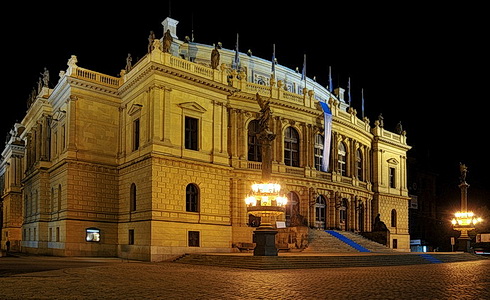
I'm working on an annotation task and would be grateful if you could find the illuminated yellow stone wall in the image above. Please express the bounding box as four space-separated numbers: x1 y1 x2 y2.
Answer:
0 18 412 259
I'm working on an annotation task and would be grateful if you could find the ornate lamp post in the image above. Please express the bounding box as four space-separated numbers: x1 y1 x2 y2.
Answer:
451 163 483 252
244 93 287 256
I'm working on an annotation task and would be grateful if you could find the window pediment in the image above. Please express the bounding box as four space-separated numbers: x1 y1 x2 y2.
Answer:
128 103 143 116
178 102 207 114
387 158 399 165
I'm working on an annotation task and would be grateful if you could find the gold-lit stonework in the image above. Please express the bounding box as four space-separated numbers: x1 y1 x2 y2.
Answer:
0 16 411 261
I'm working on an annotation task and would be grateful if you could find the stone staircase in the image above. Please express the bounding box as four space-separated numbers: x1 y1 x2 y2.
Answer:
173 252 487 270
172 229 488 269
303 229 395 253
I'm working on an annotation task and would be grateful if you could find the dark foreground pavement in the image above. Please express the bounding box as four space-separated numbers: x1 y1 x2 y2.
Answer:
1 254 489 299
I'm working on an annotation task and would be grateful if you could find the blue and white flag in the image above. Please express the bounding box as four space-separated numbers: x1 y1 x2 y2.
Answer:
234 33 240 69
319 101 332 172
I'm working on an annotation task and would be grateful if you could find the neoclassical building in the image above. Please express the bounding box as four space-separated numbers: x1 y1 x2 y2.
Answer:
0 17 411 261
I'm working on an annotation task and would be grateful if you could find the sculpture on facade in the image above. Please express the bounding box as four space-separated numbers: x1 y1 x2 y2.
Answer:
40 67 49 87
373 213 388 231
148 30 156 53
459 162 468 183
395 121 403 134
125 53 133 72
378 113 384 128
162 29 173 53
256 93 272 134
210 45 220 69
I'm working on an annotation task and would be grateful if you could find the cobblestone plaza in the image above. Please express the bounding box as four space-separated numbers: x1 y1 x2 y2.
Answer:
1 255 489 299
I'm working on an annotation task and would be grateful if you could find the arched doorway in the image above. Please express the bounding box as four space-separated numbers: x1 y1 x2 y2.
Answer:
314 195 326 229
358 203 365 232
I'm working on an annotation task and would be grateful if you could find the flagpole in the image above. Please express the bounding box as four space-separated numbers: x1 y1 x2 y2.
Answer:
234 33 240 70
348 76 351 107
301 54 306 92
362 88 365 119
329 66 333 93
271 43 276 78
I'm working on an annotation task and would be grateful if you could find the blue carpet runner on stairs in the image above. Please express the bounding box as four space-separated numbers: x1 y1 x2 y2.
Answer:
418 253 443 263
325 230 371 252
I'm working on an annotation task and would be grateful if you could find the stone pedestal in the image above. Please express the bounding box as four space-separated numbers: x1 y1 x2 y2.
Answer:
253 229 278 256
457 236 471 252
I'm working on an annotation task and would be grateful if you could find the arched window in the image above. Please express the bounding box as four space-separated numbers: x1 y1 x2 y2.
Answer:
130 183 137 211
286 191 300 227
338 142 347 176
314 134 324 171
186 183 199 212
356 149 363 181
284 127 299 167
247 120 262 162
391 209 397 227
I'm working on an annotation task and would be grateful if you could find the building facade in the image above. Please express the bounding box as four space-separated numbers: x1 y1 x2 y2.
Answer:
0 17 411 261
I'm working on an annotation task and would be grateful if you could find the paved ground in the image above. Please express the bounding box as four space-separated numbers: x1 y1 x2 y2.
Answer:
1 254 489 299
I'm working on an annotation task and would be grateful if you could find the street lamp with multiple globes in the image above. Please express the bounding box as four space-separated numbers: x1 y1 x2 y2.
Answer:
244 93 288 256
451 163 483 252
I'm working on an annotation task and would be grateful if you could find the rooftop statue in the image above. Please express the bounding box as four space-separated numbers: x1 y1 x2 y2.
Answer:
211 45 220 69
148 31 156 53
162 29 173 53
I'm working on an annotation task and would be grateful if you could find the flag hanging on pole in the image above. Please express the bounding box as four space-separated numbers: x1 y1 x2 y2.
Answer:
329 66 333 93
361 88 365 119
271 44 276 77
234 33 240 70
319 101 332 172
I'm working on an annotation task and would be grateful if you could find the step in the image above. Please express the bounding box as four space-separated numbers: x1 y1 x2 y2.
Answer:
173 252 487 270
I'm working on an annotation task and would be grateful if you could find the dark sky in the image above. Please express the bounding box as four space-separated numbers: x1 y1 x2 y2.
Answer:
2 2 488 209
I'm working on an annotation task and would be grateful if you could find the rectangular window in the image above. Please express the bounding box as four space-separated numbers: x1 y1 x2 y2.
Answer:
128 229 134 245
133 118 140 151
86 228 100 242
56 227 60 242
53 131 58 156
393 238 398 249
184 117 198 150
389 167 396 188
61 125 66 150
188 231 200 247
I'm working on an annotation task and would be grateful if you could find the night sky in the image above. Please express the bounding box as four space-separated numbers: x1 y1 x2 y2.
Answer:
2 2 488 211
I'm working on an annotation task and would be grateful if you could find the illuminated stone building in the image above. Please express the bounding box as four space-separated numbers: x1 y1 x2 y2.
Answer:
0 17 411 261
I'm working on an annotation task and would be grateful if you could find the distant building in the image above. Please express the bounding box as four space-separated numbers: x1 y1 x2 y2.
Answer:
0 17 411 261
407 156 439 251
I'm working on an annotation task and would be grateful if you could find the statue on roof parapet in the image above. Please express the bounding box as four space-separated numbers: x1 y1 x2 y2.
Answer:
211 45 220 69
40 67 49 88
125 53 133 72
148 31 156 53
162 29 173 53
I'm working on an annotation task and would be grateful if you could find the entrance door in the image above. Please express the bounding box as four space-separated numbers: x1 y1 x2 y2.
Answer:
358 203 365 232
315 195 326 229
